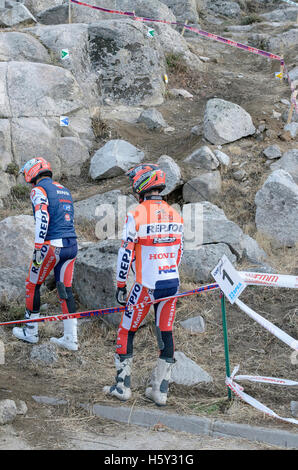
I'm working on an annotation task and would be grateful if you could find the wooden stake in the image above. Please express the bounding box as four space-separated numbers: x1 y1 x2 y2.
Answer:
287 90 297 124
68 0 72 24
181 20 189 37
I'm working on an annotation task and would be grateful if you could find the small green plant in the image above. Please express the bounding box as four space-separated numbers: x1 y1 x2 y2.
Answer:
165 53 187 73
240 14 262 25
6 162 19 177
10 184 30 200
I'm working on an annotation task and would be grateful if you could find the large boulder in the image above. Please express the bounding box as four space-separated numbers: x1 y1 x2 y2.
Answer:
0 2 36 27
74 190 137 240
0 268 26 306
270 149 298 185
159 0 199 22
89 140 144 180
0 31 50 63
255 170 298 248
206 0 240 18
0 172 15 198
11 118 61 177
22 0 64 15
267 29 298 53
157 155 182 196
184 146 219 170
260 8 298 23
37 0 176 25
87 21 166 106
0 399 17 425
182 172 222 203
203 99 255 145
180 243 236 283
0 215 35 272
6 61 85 118
73 240 131 326
0 120 13 171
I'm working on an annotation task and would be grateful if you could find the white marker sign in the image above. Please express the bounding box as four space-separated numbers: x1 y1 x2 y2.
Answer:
211 255 246 304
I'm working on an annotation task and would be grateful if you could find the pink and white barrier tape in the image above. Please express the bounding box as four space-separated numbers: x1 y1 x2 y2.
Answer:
240 271 298 289
226 365 298 425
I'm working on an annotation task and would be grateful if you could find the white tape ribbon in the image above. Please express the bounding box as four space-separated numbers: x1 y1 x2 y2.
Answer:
226 366 298 426
235 298 298 352
240 271 298 289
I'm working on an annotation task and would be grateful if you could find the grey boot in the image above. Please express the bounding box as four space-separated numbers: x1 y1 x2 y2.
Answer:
12 310 40 344
103 354 133 401
145 357 174 406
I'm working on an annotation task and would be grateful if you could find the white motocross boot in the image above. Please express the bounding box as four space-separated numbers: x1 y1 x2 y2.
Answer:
50 318 78 351
103 354 133 401
12 310 40 344
145 358 174 406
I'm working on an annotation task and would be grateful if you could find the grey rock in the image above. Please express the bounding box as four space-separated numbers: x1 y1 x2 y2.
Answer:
233 169 246 181
267 29 298 53
73 240 130 326
0 215 35 272
0 2 36 27
159 0 199 22
183 172 222 203
137 108 167 130
180 243 237 283
74 190 137 240
11 118 61 177
89 140 144 181
263 145 282 160
288 67 298 83
0 32 50 63
260 8 298 23
270 149 298 186
0 120 12 171
158 155 182 196
88 20 166 106
7 61 85 118
0 399 17 425
291 401 298 418
240 234 267 265
170 351 213 386
59 137 90 177
0 267 26 305
213 150 230 167
180 316 205 334
169 89 193 99
30 343 59 364
15 400 28 416
204 99 255 145
284 123 298 139
255 169 298 248
22 0 64 15
32 395 68 405
206 0 240 18
184 146 219 170
0 171 15 198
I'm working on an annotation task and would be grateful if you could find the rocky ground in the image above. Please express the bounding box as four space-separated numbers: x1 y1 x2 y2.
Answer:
0 0 297 451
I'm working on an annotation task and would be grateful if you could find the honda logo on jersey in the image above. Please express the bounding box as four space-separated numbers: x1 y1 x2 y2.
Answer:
149 253 176 260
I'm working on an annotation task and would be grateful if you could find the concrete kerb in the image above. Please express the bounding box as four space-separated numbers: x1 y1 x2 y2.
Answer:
31 396 298 448
81 403 298 449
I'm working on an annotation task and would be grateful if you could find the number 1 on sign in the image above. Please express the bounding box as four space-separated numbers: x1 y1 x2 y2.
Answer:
211 255 246 304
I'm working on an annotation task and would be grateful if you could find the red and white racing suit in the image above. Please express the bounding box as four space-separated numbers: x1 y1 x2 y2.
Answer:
116 195 184 360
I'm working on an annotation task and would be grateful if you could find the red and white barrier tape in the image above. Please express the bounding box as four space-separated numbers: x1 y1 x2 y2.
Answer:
235 298 298 351
240 271 298 289
226 365 298 425
70 0 297 111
